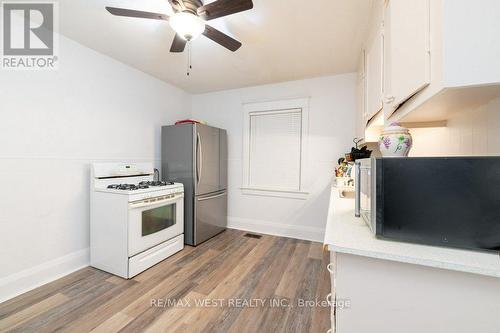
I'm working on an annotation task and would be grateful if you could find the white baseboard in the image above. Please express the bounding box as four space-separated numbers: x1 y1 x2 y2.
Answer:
0 248 90 303
228 216 324 242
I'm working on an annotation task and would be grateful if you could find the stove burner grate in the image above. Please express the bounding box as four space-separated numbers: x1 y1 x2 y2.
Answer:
138 181 175 187
107 184 149 191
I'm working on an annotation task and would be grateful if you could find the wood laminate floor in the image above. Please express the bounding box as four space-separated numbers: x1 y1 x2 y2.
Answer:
0 230 331 333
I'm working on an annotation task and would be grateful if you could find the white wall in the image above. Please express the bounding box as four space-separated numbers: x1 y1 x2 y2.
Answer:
410 97 500 157
191 74 357 242
0 35 189 302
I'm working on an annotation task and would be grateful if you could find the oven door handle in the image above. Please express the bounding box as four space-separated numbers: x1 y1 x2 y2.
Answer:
129 194 182 209
355 161 361 217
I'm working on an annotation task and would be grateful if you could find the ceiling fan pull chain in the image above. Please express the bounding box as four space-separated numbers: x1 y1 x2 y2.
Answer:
187 42 192 76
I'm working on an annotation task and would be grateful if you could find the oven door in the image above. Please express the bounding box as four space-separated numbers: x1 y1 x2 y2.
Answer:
128 194 184 257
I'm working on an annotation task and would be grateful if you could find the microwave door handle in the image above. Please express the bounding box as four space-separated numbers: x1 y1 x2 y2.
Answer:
355 161 361 217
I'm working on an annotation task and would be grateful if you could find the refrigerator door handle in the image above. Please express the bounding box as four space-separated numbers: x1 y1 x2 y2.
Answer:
198 133 203 181
196 132 202 185
197 191 227 201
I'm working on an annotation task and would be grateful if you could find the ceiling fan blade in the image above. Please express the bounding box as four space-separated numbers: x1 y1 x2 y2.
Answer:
197 0 253 21
203 25 242 52
167 0 182 13
170 34 187 52
105 7 169 21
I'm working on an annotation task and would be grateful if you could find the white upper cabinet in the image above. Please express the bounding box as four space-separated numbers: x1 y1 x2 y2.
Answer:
387 0 430 110
357 0 500 125
365 26 384 120
385 0 500 122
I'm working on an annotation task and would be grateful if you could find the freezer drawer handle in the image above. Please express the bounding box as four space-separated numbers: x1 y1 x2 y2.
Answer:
197 192 227 201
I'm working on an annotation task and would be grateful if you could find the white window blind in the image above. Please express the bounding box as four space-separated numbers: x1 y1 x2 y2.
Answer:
248 109 302 192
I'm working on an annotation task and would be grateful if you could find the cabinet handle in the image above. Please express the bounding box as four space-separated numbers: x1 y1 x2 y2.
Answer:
327 263 334 274
383 95 395 104
326 293 333 304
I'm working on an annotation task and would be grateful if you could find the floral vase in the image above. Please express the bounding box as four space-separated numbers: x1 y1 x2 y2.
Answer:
379 122 413 157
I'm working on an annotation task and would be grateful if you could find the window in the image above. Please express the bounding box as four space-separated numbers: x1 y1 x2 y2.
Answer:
242 98 309 199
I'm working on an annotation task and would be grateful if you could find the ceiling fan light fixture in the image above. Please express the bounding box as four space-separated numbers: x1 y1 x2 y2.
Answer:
169 12 205 41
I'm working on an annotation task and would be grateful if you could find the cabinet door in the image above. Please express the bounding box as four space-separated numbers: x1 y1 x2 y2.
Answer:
389 0 430 109
355 50 366 139
365 27 384 120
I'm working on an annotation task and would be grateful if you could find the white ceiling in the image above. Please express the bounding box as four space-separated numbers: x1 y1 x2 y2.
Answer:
60 0 372 93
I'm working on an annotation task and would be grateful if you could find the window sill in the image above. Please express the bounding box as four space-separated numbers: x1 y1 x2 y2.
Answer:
240 187 309 200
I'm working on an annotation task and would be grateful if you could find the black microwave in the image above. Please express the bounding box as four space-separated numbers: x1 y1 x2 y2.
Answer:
354 157 500 252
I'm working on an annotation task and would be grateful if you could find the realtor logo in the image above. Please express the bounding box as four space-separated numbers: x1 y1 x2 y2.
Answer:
1 1 58 69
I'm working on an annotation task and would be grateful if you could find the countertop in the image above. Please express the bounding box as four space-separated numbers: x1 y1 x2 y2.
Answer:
324 186 500 278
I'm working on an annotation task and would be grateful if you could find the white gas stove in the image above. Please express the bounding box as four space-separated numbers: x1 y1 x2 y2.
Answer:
90 162 184 278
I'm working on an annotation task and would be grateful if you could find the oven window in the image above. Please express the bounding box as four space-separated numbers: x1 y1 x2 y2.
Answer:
142 204 176 236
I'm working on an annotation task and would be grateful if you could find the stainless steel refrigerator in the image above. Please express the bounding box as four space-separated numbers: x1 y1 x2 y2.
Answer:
161 123 227 246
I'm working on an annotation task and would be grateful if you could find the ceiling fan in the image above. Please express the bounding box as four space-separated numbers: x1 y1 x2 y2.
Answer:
105 0 253 53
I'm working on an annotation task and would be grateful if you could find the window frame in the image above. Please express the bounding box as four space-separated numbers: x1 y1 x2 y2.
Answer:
241 98 310 200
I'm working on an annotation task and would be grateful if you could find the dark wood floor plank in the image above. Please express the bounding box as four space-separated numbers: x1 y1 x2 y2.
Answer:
61 269 111 297
55 265 181 333
0 230 331 333
121 249 219 319
90 311 134 333
172 230 234 267
193 237 257 296
203 236 287 333
141 290 206 333
310 249 332 333
0 267 97 319
118 280 197 333
227 238 298 333
0 293 69 331
283 258 323 333
274 240 311 299
10 281 116 333
170 235 278 332
56 279 138 333
257 295 291 333
187 236 249 286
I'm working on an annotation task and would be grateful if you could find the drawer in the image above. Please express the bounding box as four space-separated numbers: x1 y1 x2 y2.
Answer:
128 234 184 278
